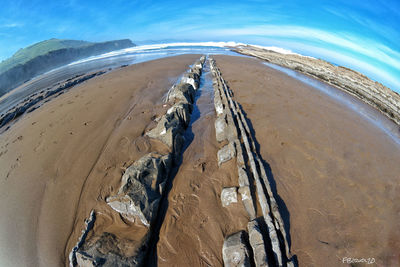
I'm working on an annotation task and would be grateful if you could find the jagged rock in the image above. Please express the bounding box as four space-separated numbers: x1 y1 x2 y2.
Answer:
181 72 200 90
238 186 256 220
218 142 236 166
166 83 195 104
76 251 98 267
76 232 143 267
145 103 190 151
69 211 96 267
166 102 192 127
222 231 252 267
215 115 228 142
106 153 172 227
248 220 269 267
221 187 238 207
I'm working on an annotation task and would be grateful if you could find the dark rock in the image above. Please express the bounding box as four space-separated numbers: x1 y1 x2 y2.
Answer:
106 153 172 227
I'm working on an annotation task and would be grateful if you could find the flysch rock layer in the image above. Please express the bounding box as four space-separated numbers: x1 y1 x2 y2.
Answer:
210 57 295 267
234 45 400 126
70 56 205 267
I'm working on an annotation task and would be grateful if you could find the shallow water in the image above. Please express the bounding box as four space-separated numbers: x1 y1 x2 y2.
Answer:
183 57 215 150
263 62 400 146
0 45 238 115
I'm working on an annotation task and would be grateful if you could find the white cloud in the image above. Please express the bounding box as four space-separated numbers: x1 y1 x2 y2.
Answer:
0 23 23 28
206 25 400 69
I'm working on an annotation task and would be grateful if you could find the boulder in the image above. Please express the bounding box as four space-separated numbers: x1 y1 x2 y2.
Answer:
218 142 236 166
75 232 143 267
215 116 228 142
222 231 252 267
181 72 200 90
166 102 192 127
76 251 98 267
248 220 269 267
106 153 172 227
221 187 238 207
166 83 195 104
191 67 202 76
146 103 190 151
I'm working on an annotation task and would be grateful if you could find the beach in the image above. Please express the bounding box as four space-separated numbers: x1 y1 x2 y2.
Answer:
0 54 399 266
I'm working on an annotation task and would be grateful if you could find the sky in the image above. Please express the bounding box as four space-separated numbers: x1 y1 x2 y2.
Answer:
0 0 399 90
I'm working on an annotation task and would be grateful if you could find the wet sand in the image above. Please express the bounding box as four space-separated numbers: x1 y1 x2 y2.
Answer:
155 61 249 266
213 55 400 266
0 54 200 266
1 53 399 266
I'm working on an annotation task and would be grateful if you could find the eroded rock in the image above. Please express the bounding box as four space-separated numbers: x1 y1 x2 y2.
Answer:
221 187 238 207
218 142 236 166
146 103 190 151
215 115 228 142
76 232 143 267
181 72 200 90
166 83 195 104
239 186 256 220
222 231 252 267
106 153 172 227
248 220 269 267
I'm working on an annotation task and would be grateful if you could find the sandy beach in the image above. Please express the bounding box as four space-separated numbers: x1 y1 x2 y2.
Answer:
0 54 399 266
213 55 400 266
0 54 200 266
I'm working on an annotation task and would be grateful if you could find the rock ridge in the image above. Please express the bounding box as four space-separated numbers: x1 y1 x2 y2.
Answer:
69 56 206 266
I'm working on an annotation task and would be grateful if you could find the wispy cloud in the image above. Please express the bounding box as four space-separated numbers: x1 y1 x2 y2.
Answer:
0 22 23 28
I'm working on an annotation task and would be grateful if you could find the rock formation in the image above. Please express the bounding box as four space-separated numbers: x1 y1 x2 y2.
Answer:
69 56 206 266
210 57 295 267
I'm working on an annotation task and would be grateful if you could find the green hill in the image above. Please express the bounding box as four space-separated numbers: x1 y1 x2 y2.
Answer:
0 39 95 74
0 38 134 96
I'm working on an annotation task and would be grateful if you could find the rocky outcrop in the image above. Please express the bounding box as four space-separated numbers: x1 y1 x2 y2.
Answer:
234 45 400 126
0 39 134 97
210 58 295 266
222 231 252 267
69 56 205 267
106 153 172 226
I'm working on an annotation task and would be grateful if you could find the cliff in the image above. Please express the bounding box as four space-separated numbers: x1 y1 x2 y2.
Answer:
0 38 135 96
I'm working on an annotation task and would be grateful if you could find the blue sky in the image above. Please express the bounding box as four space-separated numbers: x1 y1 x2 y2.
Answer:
0 0 399 90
